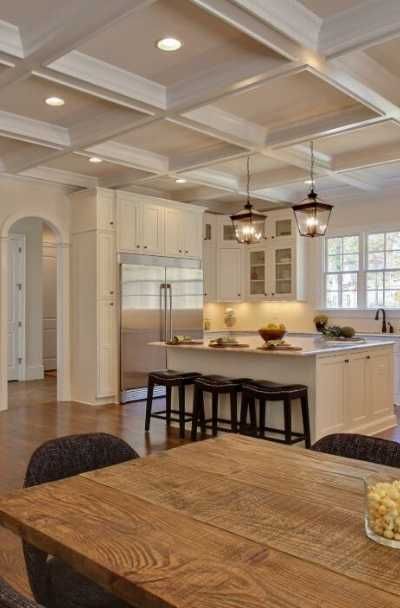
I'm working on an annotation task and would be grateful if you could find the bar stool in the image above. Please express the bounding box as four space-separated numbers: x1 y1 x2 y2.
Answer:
145 370 202 438
240 380 311 448
191 375 250 441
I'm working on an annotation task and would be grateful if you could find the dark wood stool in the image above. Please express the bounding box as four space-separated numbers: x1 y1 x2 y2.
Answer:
191 375 251 441
240 380 311 448
145 370 201 438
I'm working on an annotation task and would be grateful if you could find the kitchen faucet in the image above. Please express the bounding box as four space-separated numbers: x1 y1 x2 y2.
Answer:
374 308 387 333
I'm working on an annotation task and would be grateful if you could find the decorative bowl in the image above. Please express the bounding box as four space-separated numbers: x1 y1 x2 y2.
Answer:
258 328 286 342
365 474 400 549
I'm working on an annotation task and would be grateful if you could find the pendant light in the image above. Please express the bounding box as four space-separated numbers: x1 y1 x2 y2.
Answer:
230 157 267 244
292 141 333 238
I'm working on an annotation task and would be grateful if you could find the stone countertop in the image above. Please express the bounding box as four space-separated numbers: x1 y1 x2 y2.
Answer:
204 329 400 339
150 336 394 357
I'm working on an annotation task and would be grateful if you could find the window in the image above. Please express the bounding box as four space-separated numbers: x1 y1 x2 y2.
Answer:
366 231 400 308
323 230 400 309
325 235 359 309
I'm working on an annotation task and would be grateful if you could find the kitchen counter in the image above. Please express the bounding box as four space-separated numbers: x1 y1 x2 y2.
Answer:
153 336 394 357
151 338 396 443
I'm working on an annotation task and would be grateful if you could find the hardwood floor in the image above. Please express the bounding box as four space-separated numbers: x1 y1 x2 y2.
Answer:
1 376 399 599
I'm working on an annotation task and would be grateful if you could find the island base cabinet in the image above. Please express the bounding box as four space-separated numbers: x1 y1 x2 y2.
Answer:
315 347 395 440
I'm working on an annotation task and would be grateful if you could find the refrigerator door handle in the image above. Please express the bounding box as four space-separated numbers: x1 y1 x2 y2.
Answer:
159 283 167 341
167 283 173 341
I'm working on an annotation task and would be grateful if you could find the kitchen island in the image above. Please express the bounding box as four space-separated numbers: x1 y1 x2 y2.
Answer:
153 336 395 442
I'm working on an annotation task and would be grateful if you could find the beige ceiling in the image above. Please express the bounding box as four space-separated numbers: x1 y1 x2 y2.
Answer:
0 0 398 211
299 0 365 17
78 0 280 86
0 76 143 128
114 120 221 156
44 153 152 179
213 72 371 129
315 121 400 156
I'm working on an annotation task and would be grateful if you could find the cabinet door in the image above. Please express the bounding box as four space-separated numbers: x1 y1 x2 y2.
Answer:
97 232 116 299
97 299 116 398
203 213 217 244
393 343 400 406
269 242 295 299
218 216 240 248
117 195 141 252
165 208 183 257
97 190 115 231
218 248 242 301
316 356 346 438
142 204 164 255
245 247 268 299
345 353 369 428
183 212 202 257
203 243 217 301
269 216 294 240
368 349 394 419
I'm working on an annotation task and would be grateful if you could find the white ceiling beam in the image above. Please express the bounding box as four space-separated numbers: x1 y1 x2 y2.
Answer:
47 51 166 110
266 106 379 148
170 142 247 173
85 141 168 174
0 144 68 174
189 0 309 61
319 0 400 57
21 166 98 189
99 168 156 189
226 0 321 50
0 111 70 147
0 20 23 58
333 141 400 173
178 168 239 192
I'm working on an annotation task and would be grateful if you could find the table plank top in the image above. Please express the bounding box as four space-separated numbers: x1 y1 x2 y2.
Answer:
1 435 400 607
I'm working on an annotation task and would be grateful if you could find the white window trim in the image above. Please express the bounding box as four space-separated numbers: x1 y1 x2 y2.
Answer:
318 224 400 316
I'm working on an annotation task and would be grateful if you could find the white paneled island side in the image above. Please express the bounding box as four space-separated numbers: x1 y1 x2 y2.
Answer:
151 337 396 443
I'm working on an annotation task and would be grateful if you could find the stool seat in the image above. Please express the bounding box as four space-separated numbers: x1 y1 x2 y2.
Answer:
194 374 242 390
149 369 200 382
243 380 307 393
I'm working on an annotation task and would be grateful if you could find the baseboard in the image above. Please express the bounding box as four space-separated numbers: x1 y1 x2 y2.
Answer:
25 365 45 381
44 357 57 371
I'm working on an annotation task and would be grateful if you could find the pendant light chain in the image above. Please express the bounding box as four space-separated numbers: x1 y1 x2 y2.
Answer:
246 156 251 207
310 140 315 190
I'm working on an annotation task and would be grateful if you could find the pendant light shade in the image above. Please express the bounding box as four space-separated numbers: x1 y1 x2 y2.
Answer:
292 142 333 238
230 157 267 244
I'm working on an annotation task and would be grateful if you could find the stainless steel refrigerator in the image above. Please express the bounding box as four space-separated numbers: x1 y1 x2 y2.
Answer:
119 253 203 403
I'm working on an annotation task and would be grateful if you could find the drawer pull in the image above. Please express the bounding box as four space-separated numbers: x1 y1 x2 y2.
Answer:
344 359 349 363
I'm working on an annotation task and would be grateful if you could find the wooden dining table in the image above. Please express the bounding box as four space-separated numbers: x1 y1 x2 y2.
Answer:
1 434 400 607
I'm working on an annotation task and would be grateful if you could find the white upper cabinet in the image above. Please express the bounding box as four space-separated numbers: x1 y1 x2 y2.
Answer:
97 232 116 300
218 248 243 301
117 192 202 259
97 190 116 231
117 192 163 255
217 216 241 248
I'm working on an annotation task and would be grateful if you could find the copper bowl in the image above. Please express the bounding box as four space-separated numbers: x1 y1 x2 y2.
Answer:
258 328 286 342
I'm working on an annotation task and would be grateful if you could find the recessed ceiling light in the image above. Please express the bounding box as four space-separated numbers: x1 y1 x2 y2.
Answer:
89 156 103 163
45 96 65 107
156 37 182 52
175 178 187 184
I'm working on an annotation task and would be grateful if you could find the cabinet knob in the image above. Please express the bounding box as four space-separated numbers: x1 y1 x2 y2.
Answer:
344 359 349 363
136 245 140 248
366 355 371 359
109 290 114 295
238 293 241 297
179 249 182 253
109 221 114 226
109 302 114 307
185 250 189 254
271 293 275 296
264 293 268 296
144 245 148 249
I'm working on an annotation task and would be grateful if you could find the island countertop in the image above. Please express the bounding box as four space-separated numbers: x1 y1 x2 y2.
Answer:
150 335 394 357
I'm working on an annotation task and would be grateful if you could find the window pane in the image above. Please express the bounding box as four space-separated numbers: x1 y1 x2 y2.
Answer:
385 291 400 308
368 252 385 270
342 291 357 308
386 251 400 268
326 274 339 291
385 271 400 289
328 255 342 272
387 232 400 251
368 233 384 252
343 236 359 253
326 292 339 308
343 254 358 271
367 290 384 308
342 273 357 290
327 238 342 255
367 271 384 290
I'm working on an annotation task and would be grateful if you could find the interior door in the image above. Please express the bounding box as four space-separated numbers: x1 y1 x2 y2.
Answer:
120 263 167 400
8 235 25 381
166 267 203 340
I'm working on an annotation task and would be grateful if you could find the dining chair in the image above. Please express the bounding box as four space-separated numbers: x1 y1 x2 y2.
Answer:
311 433 400 467
0 576 44 608
23 433 140 608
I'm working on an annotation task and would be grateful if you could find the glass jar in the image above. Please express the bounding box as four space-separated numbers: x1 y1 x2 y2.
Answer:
365 474 400 548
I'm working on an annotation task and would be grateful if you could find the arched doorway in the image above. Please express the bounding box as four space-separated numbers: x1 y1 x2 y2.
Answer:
0 214 71 410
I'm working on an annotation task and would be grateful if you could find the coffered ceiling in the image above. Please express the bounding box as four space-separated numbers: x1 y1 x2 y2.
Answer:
0 0 399 211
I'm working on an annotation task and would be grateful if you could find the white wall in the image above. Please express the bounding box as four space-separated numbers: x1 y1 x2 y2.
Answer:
42 223 57 371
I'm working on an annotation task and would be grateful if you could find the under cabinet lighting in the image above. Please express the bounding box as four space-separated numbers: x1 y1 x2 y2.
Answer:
89 157 103 163
45 97 65 107
156 37 182 52
175 178 187 184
